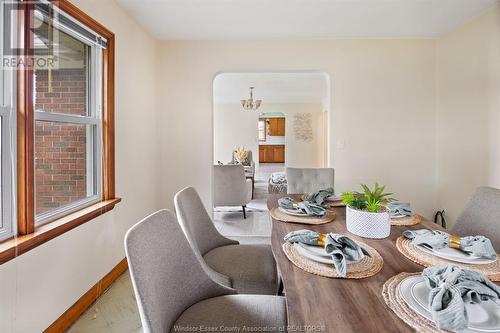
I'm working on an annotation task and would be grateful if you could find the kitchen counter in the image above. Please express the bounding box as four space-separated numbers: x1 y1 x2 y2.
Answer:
259 142 285 146
259 136 285 146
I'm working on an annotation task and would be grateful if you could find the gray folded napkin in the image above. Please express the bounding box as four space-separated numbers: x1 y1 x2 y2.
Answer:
403 229 448 249
284 230 368 277
422 265 500 331
306 188 335 206
388 202 413 216
403 229 497 259
278 197 326 217
284 229 322 245
324 233 369 277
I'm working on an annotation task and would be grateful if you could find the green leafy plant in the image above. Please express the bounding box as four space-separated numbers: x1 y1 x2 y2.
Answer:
341 183 394 213
341 191 367 210
340 192 355 206
365 197 380 213
362 183 393 212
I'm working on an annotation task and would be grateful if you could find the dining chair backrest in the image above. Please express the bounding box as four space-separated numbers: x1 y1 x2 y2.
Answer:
286 167 335 194
452 186 500 251
124 209 233 333
213 164 248 206
174 186 237 256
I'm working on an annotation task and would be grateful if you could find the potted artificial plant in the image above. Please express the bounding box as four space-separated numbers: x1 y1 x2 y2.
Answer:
341 184 394 239
234 146 249 164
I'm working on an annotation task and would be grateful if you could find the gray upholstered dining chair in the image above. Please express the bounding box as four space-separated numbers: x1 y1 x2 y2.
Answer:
213 164 253 218
452 186 500 251
175 187 279 295
286 167 335 194
124 209 287 333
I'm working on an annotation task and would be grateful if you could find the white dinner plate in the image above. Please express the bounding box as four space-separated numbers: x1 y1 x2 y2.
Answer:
398 276 500 332
293 243 360 265
417 245 496 265
297 243 331 257
278 206 310 217
294 243 335 264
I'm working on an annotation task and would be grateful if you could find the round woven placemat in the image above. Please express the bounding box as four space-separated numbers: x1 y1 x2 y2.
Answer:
270 207 336 225
382 272 445 333
396 237 500 281
282 241 383 278
391 214 422 226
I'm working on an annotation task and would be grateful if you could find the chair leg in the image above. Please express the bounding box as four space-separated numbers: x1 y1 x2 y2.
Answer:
277 278 284 296
242 205 246 219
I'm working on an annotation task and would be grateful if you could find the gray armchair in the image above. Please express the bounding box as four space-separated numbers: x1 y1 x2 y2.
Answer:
175 187 279 295
213 164 252 218
286 167 335 194
124 209 287 333
230 150 255 175
452 186 500 251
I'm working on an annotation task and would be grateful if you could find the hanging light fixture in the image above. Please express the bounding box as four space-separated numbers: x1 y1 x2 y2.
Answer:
241 87 262 110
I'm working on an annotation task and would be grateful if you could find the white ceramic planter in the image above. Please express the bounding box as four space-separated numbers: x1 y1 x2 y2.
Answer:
346 206 391 239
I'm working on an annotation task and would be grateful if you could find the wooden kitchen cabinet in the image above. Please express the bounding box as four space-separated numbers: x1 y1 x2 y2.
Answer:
273 145 285 162
259 146 266 163
265 146 274 162
268 119 278 136
276 118 285 136
267 118 285 136
259 145 285 163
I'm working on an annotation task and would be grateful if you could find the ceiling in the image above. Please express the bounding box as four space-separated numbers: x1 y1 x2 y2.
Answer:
213 73 328 105
116 0 498 40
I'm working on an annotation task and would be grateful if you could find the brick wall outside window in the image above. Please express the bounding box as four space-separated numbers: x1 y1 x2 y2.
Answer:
34 68 89 215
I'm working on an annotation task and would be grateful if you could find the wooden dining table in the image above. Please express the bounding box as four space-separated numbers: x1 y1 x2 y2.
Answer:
268 194 443 333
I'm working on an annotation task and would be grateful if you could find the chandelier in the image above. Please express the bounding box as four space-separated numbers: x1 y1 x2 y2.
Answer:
241 87 262 110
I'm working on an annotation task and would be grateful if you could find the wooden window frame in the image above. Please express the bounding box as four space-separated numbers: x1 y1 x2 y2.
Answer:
0 0 119 265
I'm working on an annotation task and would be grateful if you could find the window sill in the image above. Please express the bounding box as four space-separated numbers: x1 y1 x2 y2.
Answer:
0 198 121 265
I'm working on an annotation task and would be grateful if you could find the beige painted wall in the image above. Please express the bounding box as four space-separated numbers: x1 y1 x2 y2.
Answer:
268 103 325 168
214 103 261 165
436 4 500 228
214 103 325 168
1 1 497 331
0 0 161 331
158 39 437 218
